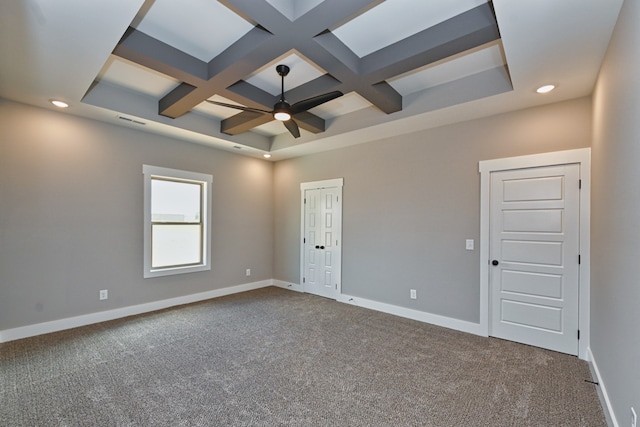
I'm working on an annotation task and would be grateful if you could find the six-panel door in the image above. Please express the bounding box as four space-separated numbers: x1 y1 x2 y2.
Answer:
303 187 341 299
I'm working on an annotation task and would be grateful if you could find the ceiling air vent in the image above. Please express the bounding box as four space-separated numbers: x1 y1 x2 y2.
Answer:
117 115 146 125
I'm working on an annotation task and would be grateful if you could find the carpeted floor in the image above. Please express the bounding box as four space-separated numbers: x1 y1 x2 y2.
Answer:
1 287 606 426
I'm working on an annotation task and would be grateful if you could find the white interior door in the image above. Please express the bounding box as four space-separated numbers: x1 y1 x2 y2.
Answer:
490 164 580 355
302 183 342 299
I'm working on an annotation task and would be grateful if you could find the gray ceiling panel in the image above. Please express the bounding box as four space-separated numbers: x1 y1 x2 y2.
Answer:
109 0 499 134
109 0 503 137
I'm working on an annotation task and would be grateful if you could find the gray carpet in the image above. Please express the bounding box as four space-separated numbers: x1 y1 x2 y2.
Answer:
1 287 606 426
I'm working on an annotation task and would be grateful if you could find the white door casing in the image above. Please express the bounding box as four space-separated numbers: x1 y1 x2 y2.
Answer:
490 164 580 355
300 179 343 299
479 148 591 360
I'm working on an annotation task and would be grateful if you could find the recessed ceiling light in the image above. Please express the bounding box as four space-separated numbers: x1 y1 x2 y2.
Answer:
263 154 272 158
536 84 556 94
50 99 69 108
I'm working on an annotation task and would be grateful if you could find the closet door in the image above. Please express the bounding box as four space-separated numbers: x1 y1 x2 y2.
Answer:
301 182 342 299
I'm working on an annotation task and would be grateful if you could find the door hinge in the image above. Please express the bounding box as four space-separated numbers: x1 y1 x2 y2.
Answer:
577 330 580 340
578 254 581 264
335 284 337 290
303 277 306 283
303 237 306 244
304 198 306 204
579 179 582 189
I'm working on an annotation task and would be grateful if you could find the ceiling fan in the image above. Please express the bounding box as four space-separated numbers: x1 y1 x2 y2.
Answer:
206 64 343 138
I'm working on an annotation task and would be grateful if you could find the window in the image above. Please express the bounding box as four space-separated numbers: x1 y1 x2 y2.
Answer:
143 165 212 278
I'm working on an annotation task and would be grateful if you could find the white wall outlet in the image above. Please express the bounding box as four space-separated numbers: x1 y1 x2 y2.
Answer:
465 239 474 250
99 289 108 300
410 289 417 299
245 268 251 276
631 407 637 427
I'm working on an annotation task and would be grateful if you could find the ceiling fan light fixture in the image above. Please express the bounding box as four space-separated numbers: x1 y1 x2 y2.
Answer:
274 111 291 121
273 100 291 121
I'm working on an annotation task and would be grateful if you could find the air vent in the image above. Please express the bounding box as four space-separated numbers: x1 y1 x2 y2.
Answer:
117 115 146 125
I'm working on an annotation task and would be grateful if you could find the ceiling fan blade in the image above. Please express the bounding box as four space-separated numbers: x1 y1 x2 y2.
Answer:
290 91 343 114
283 118 301 138
205 100 271 114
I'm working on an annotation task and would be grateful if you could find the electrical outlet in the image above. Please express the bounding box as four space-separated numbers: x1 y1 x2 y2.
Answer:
99 289 108 301
466 239 474 250
631 407 637 427
245 268 251 276
410 289 417 299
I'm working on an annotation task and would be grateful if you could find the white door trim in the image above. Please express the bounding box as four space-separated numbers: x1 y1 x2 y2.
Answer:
479 148 591 360
300 178 344 298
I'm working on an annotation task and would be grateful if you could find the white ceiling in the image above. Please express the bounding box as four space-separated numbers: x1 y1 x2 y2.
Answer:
0 0 623 161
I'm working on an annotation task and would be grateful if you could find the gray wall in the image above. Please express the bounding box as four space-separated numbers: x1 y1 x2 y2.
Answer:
274 97 592 323
591 0 640 423
0 100 273 330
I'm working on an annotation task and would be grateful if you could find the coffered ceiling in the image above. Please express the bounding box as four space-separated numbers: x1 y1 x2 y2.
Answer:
0 0 623 160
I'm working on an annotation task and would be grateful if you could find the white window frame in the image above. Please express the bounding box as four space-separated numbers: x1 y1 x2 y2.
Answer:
143 165 212 278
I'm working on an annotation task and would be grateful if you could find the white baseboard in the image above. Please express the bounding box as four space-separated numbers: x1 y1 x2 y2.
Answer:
272 279 304 292
0 280 273 343
335 293 485 336
587 348 618 427
273 283 484 336
272 285 484 336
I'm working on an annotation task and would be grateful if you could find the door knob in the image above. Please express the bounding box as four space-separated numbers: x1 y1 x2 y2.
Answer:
492 260 499 266
315 245 325 249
